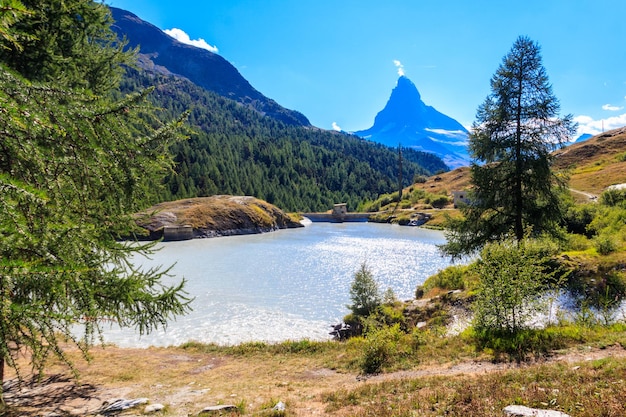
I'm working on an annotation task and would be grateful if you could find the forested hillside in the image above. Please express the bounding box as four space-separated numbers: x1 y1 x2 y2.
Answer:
121 69 448 212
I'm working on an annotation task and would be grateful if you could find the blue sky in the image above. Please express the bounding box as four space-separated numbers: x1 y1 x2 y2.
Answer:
108 0 626 137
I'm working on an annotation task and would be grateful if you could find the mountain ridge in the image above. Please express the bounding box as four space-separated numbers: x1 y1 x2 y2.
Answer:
109 7 310 127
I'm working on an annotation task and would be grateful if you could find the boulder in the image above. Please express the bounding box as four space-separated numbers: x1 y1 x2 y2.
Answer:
101 397 148 412
503 405 570 417
199 404 239 415
145 403 165 413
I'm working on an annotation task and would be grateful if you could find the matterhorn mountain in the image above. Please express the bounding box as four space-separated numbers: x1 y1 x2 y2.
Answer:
354 76 470 168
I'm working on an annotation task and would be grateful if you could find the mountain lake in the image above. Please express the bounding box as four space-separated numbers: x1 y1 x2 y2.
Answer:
101 220 459 347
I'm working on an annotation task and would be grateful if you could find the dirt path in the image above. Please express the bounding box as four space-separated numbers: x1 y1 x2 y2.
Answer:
3 344 625 416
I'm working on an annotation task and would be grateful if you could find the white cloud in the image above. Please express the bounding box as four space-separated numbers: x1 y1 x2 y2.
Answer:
602 104 623 111
574 113 626 137
393 60 405 76
163 28 218 53
331 122 342 132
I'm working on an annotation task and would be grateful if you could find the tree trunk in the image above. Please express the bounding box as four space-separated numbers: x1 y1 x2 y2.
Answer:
514 59 525 243
1 356 4 406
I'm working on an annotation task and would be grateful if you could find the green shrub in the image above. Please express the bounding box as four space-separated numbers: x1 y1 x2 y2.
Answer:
594 233 617 255
360 324 403 374
424 193 449 209
413 174 428 184
472 239 547 334
600 188 626 207
564 233 591 251
379 194 393 207
563 203 597 236
588 206 626 235
372 304 406 329
472 327 565 362
410 188 426 204
423 265 470 292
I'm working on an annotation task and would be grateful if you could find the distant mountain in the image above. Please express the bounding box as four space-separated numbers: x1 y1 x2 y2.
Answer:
354 76 470 168
574 133 593 143
109 7 310 127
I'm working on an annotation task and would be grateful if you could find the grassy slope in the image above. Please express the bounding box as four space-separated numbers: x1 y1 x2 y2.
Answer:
553 126 626 196
381 127 626 226
413 126 626 198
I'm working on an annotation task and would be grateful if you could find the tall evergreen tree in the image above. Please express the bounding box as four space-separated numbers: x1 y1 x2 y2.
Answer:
441 36 576 259
0 0 132 93
0 0 190 394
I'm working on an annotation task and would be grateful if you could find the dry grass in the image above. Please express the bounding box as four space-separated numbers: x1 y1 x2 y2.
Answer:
3 334 626 416
553 127 626 195
322 352 626 416
412 166 472 196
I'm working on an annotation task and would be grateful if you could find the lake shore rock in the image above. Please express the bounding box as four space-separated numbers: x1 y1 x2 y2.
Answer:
136 195 303 240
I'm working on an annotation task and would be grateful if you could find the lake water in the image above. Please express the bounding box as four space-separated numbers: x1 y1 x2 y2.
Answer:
101 221 456 347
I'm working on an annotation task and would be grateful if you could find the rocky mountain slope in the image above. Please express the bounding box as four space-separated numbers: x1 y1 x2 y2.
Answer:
109 7 310 127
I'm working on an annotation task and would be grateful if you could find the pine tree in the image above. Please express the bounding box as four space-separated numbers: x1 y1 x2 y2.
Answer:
0 0 190 393
0 0 132 93
441 36 576 259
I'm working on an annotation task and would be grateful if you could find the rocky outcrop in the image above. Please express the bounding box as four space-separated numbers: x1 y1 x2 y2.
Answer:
136 195 303 241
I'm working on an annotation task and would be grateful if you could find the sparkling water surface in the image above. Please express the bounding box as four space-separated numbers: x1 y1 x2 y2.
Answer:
102 221 456 347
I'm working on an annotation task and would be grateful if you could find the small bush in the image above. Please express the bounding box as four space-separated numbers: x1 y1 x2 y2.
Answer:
379 194 393 207
472 239 547 334
364 201 380 212
423 265 471 292
360 324 403 374
410 188 426 204
600 188 626 207
425 193 449 209
594 234 617 255
563 203 597 236
372 304 406 329
564 233 591 251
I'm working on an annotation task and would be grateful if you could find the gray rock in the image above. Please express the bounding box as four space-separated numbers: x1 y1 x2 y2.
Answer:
503 405 570 417
199 404 239 415
273 401 286 411
102 398 148 412
145 403 165 413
